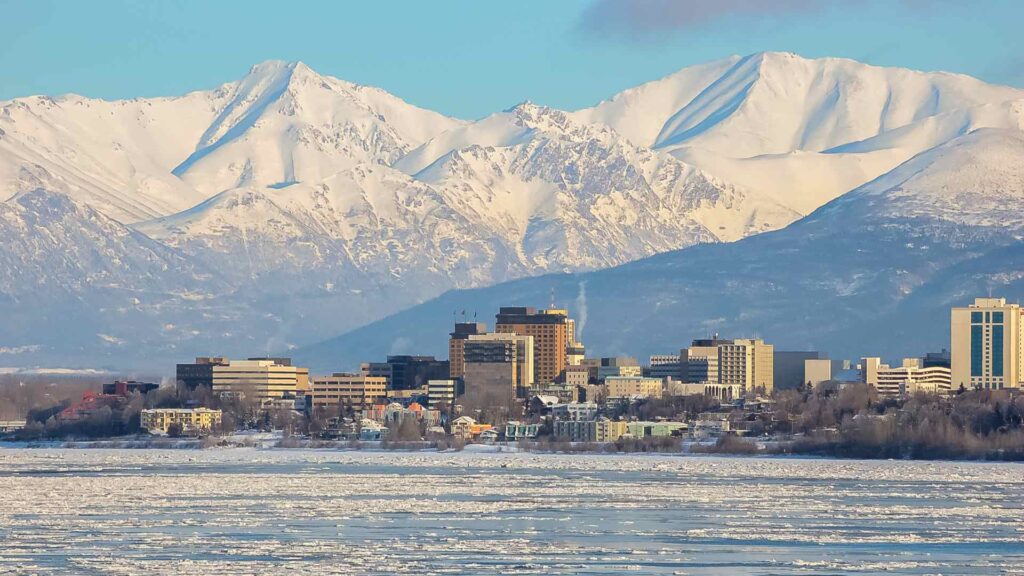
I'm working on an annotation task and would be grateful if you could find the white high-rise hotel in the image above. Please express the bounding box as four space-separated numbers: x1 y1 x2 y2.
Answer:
951 298 1024 390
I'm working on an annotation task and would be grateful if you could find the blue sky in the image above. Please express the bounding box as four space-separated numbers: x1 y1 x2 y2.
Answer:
2 0 1021 119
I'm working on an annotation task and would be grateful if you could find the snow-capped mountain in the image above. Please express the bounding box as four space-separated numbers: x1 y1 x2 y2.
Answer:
297 128 1024 371
0 61 463 224
2 53 1023 369
574 52 1024 215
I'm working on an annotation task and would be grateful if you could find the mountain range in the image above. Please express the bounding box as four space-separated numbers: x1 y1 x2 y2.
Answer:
1 53 1022 371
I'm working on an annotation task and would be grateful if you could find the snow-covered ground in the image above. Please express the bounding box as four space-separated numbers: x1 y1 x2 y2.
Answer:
0 448 1021 574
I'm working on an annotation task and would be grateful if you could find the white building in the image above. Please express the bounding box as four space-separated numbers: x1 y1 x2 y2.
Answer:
873 358 952 397
427 379 457 409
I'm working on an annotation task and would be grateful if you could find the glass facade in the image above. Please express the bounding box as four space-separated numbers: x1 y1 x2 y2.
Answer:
971 324 984 377
993 325 1004 377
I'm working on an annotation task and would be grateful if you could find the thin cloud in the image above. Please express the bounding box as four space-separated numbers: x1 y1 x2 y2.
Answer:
579 0 826 37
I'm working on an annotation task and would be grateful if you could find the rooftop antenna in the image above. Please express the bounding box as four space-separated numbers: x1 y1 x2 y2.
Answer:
549 286 555 309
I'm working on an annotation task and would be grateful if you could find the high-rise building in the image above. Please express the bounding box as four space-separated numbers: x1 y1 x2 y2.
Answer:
681 337 774 395
495 307 575 385
468 332 534 389
211 358 309 401
309 374 388 410
719 339 774 395
463 339 520 414
448 322 487 379
951 298 1023 390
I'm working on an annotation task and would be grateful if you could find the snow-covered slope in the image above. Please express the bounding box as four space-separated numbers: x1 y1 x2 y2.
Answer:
572 52 1024 221
298 128 1024 371
136 103 773 307
2 54 1024 369
0 61 463 224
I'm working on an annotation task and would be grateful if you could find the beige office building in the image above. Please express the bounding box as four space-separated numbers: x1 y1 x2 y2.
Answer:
604 376 663 399
309 374 388 410
951 297 1023 390
212 358 309 400
683 338 774 395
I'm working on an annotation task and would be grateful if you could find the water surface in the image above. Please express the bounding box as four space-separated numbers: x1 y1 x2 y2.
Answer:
0 448 1022 574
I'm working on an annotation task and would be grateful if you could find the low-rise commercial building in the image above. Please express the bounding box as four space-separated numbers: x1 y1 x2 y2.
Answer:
604 376 663 400
626 421 687 438
551 402 599 421
141 408 222 435
309 374 387 410
212 358 309 401
875 359 952 396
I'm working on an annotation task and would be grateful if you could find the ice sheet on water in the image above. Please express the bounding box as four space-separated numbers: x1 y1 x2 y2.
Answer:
0 448 1023 575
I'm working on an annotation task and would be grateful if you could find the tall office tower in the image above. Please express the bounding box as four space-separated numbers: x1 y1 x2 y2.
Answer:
951 297 1023 390
449 322 487 379
462 339 520 414
495 307 573 385
719 339 774 395
681 337 774 395
467 332 534 389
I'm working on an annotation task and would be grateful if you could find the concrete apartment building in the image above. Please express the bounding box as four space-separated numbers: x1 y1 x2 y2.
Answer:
141 408 222 435
604 376 663 400
210 358 309 401
495 307 575 385
309 374 388 410
951 297 1023 390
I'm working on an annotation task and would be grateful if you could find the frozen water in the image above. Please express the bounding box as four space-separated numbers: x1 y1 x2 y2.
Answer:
0 449 1022 574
